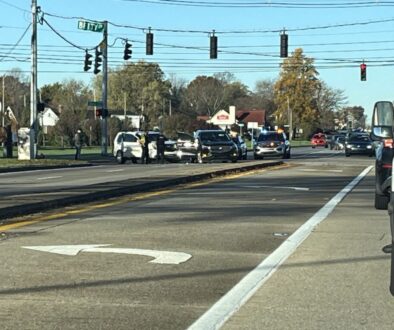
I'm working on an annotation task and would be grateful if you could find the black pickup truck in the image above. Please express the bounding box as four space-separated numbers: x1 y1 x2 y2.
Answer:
371 100 394 295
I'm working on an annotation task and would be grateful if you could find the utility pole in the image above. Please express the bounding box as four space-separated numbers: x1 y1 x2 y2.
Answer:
30 0 38 159
100 21 108 156
2 74 6 158
287 96 293 141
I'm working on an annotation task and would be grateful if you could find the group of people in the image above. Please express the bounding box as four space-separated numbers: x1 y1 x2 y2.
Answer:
138 132 167 164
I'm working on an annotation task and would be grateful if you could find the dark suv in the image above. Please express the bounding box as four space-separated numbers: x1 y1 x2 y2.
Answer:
194 130 238 163
371 101 394 210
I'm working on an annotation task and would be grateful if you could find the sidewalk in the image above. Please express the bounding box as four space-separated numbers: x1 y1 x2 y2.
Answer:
222 171 394 329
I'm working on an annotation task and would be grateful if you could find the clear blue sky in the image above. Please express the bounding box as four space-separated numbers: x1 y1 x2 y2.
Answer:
1 0 394 120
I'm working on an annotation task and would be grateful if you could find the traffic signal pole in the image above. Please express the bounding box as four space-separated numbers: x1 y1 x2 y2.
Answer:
30 0 38 159
101 21 108 156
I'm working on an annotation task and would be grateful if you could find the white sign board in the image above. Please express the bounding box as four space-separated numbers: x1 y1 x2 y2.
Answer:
248 122 259 129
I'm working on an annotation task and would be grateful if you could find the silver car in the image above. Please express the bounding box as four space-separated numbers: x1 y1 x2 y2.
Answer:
254 131 291 159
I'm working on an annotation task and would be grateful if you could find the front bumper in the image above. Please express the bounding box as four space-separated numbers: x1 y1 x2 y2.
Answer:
254 146 285 157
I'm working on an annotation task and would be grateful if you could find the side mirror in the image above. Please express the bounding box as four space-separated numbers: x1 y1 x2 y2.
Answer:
371 101 394 140
372 126 392 139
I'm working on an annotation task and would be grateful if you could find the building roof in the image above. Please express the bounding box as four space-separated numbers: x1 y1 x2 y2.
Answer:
236 109 265 125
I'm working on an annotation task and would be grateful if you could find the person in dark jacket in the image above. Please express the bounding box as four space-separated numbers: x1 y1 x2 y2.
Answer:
74 129 83 160
156 133 167 164
143 133 150 164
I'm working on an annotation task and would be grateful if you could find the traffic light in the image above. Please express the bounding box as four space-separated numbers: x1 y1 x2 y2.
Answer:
210 32 217 59
84 50 92 72
146 31 154 55
123 40 132 60
95 108 102 117
360 63 367 81
94 47 102 75
280 31 288 58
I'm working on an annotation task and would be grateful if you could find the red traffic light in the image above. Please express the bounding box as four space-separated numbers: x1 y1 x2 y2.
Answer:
360 63 367 81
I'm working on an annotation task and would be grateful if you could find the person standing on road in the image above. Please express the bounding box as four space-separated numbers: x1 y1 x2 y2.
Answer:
157 133 167 164
74 129 83 160
139 132 150 164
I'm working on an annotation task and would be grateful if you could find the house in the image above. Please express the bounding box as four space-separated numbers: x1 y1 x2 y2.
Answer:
205 106 266 131
38 107 59 134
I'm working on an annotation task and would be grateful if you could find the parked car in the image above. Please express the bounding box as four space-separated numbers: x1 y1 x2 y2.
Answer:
345 134 374 157
253 130 291 159
231 135 247 160
194 130 238 163
333 135 346 150
113 131 175 164
113 131 143 164
311 133 328 148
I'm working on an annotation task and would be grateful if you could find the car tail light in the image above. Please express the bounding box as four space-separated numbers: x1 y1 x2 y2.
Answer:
384 139 394 148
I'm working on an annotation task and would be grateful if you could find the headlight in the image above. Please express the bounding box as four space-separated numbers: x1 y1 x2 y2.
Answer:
201 145 211 150
184 141 192 148
346 144 352 148
367 145 372 149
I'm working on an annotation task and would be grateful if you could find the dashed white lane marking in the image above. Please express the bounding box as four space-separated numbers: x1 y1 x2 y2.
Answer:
244 185 310 191
299 169 343 173
188 165 373 330
36 176 63 181
105 169 124 173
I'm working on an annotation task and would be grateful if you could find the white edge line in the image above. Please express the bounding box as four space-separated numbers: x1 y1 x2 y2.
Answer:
188 165 373 330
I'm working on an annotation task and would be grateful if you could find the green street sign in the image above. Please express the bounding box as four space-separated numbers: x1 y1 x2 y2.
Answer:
88 101 103 107
78 20 104 33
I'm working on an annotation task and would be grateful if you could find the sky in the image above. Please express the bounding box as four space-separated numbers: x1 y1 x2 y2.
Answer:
1 0 394 121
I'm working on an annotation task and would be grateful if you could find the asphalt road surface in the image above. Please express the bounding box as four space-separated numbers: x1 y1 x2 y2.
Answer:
0 148 378 329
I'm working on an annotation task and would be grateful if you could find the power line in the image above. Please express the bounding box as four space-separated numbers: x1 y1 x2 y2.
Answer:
0 23 31 63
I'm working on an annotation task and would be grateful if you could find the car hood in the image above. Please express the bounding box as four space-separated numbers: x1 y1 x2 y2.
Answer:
201 141 234 147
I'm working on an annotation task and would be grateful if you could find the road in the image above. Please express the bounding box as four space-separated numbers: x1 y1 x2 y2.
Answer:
0 148 384 329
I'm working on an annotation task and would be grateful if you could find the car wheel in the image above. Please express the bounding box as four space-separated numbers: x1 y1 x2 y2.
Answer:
116 151 125 164
243 152 247 160
131 158 138 164
286 151 291 159
231 159 238 163
345 152 350 157
375 193 389 210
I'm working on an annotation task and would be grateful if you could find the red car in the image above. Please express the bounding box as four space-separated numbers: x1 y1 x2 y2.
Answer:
311 133 328 148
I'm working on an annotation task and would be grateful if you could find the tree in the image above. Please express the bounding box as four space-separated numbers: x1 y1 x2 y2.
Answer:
1 69 30 126
274 48 320 137
93 61 171 130
42 79 93 146
184 76 226 118
316 82 347 130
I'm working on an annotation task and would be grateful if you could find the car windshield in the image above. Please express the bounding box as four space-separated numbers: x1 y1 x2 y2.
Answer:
313 134 325 139
258 133 284 142
199 132 230 142
348 135 371 142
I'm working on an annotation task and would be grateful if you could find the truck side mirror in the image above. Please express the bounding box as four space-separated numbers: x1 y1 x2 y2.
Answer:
371 101 394 140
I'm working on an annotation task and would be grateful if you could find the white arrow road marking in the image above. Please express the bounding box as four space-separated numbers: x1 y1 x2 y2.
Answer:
22 244 192 265
245 185 309 191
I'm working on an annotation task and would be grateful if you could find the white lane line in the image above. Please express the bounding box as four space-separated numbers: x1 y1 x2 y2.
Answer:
188 165 373 330
106 169 124 173
300 169 343 173
0 165 104 176
244 185 310 191
36 176 63 181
